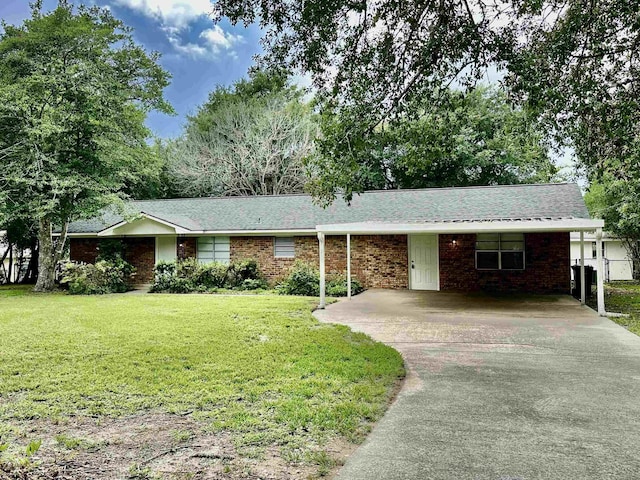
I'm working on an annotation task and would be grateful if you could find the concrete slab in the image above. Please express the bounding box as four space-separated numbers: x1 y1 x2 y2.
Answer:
314 289 640 480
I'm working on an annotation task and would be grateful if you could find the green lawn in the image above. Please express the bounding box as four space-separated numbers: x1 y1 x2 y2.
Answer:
593 281 640 335
0 287 404 478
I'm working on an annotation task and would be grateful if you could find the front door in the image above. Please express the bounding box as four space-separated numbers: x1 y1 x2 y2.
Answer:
410 234 439 290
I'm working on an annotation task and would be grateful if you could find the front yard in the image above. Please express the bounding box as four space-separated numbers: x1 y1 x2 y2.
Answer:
591 281 640 335
0 287 404 479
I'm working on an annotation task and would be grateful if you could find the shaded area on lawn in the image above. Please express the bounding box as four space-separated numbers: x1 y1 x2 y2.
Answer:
588 281 640 335
0 288 404 478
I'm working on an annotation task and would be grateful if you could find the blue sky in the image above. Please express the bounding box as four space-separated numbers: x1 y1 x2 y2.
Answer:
0 0 264 138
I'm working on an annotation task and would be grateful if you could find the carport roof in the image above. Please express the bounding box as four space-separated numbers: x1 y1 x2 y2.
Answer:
67 183 600 235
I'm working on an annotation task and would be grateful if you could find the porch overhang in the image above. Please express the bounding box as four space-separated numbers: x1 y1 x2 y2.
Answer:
316 218 604 235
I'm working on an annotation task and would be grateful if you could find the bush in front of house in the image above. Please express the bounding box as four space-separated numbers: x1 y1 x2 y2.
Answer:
150 258 268 293
60 258 136 295
276 261 364 297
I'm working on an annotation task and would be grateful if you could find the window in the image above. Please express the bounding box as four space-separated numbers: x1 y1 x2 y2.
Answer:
197 236 230 264
274 237 295 258
476 233 525 270
592 241 605 259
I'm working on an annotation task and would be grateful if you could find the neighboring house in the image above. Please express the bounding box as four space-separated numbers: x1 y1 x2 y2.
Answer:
65 183 606 311
0 231 29 283
570 232 634 282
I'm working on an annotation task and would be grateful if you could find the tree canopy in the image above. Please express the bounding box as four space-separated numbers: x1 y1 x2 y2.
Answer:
0 1 172 291
213 0 639 200
165 69 317 197
307 85 556 203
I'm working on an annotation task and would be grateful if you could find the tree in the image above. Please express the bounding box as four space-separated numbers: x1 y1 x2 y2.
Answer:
307 86 556 202
0 2 172 291
585 180 640 281
213 0 640 200
166 70 317 197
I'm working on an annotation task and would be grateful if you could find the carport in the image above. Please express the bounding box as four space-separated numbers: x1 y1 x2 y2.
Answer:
316 218 607 314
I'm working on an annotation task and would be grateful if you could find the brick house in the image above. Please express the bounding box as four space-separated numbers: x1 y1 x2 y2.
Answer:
65 183 605 312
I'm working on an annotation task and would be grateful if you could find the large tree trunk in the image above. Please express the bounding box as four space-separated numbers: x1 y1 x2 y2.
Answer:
34 218 68 292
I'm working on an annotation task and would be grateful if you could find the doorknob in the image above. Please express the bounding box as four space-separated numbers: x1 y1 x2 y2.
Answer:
411 261 415 269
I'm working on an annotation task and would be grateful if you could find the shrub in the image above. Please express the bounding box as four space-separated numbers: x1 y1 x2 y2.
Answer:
227 259 261 288
276 261 320 296
326 277 364 297
195 262 228 289
150 258 265 293
239 278 269 291
276 262 365 297
60 258 136 295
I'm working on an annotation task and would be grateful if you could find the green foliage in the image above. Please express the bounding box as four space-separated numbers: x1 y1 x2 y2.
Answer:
277 262 364 297
0 3 172 291
0 291 404 466
60 258 136 295
25 440 41 457
216 0 638 205
150 259 265 293
307 86 556 203
277 262 320 296
326 277 364 297
585 179 640 280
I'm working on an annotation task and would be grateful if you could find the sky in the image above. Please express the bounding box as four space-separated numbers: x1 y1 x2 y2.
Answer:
0 0 264 139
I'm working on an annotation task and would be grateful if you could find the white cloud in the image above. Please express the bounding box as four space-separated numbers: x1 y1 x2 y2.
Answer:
111 0 213 30
110 0 241 58
167 26 241 58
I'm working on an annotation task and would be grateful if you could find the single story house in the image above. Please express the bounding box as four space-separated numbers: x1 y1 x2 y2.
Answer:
570 232 634 282
65 183 606 314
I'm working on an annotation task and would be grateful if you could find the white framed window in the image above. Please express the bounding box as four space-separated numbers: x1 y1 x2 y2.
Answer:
197 236 230 264
274 237 295 258
592 241 605 259
476 233 525 270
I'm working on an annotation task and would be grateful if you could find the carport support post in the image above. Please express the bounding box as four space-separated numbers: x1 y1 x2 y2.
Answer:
580 231 586 305
347 234 351 299
596 228 606 316
318 232 326 309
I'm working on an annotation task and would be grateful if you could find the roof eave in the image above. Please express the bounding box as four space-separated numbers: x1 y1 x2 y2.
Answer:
316 219 605 235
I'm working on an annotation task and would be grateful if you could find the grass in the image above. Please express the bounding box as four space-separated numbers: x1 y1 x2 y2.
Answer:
589 281 640 335
0 286 403 473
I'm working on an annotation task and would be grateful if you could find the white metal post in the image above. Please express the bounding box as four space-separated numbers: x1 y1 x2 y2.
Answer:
318 232 326 309
346 234 351 300
580 231 586 305
596 228 606 316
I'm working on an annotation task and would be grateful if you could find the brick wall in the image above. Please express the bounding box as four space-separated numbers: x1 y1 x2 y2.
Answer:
69 237 156 284
124 238 155 283
69 238 100 264
229 234 408 288
439 232 571 294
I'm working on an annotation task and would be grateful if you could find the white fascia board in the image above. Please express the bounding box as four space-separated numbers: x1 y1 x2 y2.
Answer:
65 228 317 237
316 219 605 235
97 213 190 236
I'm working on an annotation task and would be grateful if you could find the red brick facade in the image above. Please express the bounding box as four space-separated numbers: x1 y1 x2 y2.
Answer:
69 231 570 293
439 232 571 294
69 237 156 283
229 235 409 288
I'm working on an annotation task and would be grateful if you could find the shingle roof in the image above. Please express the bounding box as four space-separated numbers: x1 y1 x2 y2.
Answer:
67 183 591 234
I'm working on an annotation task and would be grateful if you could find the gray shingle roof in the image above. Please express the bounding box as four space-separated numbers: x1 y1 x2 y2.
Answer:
67 183 590 234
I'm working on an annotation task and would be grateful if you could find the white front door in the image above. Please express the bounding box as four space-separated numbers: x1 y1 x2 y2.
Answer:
156 236 177 263
410 234 439 290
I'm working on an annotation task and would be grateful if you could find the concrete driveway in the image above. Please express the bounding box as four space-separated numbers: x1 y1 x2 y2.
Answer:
314 289 640 480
